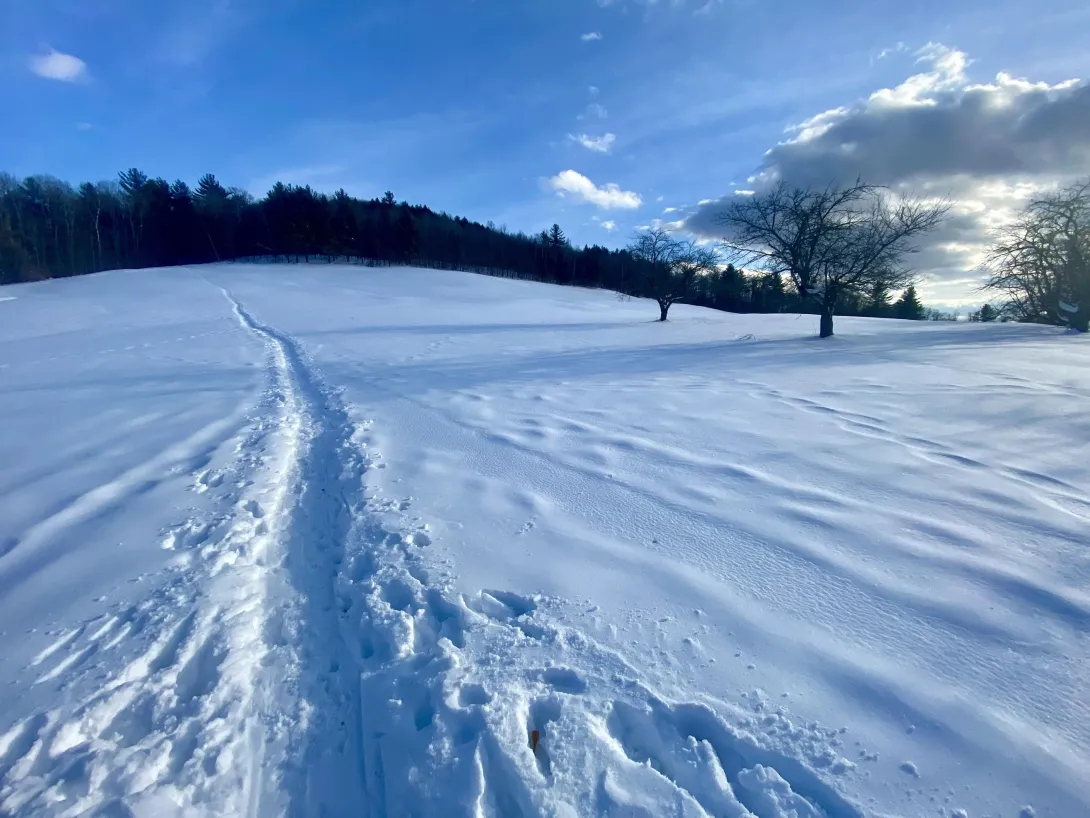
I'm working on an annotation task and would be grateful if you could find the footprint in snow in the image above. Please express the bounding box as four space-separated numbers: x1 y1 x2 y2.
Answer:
458 683 492 707
529 696 563 778
541 666 587 695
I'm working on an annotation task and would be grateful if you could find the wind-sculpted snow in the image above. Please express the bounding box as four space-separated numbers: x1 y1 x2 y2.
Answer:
1 264 1088 816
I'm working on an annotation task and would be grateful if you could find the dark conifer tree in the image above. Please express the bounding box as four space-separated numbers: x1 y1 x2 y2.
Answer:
895 285 925 320
548 223 567 248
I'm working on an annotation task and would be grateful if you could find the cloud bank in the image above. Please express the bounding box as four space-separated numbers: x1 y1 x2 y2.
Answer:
678 44 1090 301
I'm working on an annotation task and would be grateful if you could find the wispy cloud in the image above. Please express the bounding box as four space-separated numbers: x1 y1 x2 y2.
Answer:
29 49 88 82
75 122 94 132
577 102 609 120
875 41 908 62
601 220 617 231
588 86 600 97
547 170 641 209
581 32 603 41
159 0 248 67
569 133 616 153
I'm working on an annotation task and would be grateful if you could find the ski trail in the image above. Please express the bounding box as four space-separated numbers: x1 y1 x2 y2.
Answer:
0 289 313 816
219 290 370 816
215 289 870 817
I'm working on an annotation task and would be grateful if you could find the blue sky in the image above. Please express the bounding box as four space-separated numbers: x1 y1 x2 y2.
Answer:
2 0 1088 304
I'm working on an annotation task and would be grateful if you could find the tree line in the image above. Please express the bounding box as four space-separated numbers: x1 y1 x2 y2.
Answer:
2 167 971 333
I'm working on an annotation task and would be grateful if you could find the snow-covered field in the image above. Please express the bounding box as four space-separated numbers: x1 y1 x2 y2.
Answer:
1 264 1088 818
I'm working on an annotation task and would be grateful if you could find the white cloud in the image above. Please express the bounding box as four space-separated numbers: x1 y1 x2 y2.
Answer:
649 216 686 231
875 41 908 61
569 133 616 153
581 32 603 41
547 170 642 210
75 122 94 132
783 106 851 143
601 220 617 231
867 43 971 108
589 86 600 97
29 49 88 82
578 102 609 120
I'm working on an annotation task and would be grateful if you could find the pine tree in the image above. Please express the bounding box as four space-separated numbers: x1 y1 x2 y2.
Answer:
548 223 567 248
978 303 998 322
196 174 227 203
118 168 148 199
382 191 396 206
894 285 925 320
393 208 418 262
866 279 892 317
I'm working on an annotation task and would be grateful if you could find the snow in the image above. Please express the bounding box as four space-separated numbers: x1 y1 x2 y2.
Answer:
1 263 1089 817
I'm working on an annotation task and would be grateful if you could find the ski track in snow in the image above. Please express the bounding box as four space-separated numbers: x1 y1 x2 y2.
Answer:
0 284 866 817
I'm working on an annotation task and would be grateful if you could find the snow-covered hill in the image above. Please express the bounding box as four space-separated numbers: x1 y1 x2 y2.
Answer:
1 264 1088 818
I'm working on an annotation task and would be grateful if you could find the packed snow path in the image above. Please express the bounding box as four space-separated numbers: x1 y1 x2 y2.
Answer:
1 265 1088 817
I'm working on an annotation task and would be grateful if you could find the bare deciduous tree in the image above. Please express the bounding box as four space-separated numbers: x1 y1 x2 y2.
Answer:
628 227 719 321
982 179 1090 332
714 180 949 337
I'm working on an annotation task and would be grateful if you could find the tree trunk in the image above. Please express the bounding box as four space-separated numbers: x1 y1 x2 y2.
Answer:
1072 307 1089 333
659 301 670 321
819 304 835 338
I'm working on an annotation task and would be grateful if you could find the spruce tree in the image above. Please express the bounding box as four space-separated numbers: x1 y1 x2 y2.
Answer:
548 223 567 248
894 285 925 320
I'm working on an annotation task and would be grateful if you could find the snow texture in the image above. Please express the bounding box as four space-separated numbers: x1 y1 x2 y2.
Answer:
2 264 1089 817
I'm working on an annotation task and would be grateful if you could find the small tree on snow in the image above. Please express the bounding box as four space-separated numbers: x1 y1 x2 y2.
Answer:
628 227 719 321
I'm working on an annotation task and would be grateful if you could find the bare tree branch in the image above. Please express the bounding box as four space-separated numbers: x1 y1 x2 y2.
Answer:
715 180 949 337
628 228 720 321
981 178 1090 332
